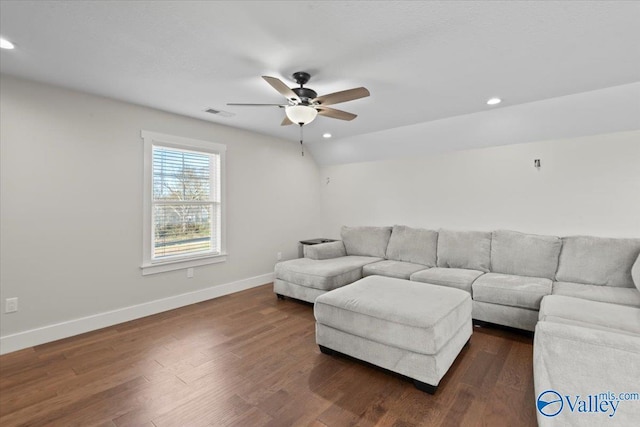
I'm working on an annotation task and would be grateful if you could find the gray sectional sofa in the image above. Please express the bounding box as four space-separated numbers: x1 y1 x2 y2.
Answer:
275 225 640 422
275 225 640 330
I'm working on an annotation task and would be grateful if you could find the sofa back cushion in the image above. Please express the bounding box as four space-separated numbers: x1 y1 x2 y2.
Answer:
385 225 438 266
437 229 491 272
556 236 640 287
341 226 392 258
491 230 562 279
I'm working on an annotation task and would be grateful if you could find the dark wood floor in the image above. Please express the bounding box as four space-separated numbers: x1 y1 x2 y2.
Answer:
0 284 536 426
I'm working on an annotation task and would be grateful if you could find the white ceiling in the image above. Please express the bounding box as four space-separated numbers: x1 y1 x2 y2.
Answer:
1 1 639 157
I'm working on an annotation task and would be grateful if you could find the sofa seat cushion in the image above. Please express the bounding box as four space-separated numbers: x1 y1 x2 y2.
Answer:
275 256 382 291
410 267 484 293
553 281 640 308
539 295 640 336
314 276 472 355
363 260 429 280
385 225 438 267
472 273 552 310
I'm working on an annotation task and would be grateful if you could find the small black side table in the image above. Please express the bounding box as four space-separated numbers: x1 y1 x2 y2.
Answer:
299 238 338 258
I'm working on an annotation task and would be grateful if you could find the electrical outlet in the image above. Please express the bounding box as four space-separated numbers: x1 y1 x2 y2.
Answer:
187 268 194 278
277 252 282 261
5 298 18 313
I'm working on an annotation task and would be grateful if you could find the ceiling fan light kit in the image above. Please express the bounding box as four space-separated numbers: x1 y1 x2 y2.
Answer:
285 105 318 125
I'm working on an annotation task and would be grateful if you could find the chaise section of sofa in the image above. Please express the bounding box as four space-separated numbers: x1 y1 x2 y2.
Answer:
273 226 391 302
534 321 640 426
274 254 382 302
534 295 640 426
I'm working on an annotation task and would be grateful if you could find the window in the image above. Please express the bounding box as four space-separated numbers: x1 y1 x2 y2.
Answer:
141 131 226 275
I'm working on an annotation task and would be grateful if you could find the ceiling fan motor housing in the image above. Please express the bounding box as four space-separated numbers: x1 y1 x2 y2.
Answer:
291 72 316 104
292 87 317 104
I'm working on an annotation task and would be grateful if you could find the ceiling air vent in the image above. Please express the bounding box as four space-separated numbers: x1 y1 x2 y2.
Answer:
204 108 235 118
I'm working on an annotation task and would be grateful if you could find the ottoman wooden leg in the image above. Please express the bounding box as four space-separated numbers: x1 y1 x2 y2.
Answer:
413 379 438 394
276 294 286 300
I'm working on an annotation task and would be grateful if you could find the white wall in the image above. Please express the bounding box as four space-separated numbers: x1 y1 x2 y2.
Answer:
320 131 640 238
0 75 321 347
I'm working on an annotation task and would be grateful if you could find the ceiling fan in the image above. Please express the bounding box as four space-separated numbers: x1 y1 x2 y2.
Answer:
227 71 370 127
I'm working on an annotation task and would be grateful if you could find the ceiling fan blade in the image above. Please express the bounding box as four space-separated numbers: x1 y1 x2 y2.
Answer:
316 106 357 121
226 103 285 107
314 87 370 106
262 76 300 102
281 116 294 126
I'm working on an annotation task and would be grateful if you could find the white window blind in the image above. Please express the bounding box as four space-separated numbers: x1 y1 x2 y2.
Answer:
152 147 220 259
141 130 226 275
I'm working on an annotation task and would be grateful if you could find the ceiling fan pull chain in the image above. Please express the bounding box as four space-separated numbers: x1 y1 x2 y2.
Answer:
300 124 304 156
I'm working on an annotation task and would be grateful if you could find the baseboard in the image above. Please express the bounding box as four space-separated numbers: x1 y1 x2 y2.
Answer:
0 272 274 355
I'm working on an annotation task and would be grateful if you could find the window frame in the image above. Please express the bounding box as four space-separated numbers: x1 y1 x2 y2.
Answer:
141 130 227 275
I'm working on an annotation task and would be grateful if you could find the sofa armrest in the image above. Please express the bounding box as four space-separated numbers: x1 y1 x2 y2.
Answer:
534 321 640 426
304 241 346 260
631 252 640 291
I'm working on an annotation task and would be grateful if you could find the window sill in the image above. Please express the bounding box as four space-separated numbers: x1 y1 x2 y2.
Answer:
141 253 227 276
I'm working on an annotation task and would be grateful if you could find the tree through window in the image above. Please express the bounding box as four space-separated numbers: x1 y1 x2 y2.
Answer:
153 147 218 258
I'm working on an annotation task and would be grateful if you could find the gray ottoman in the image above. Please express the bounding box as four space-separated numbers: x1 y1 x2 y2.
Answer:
314 275 472 393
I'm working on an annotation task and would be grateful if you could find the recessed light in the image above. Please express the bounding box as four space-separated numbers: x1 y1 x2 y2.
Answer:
0 38 15 50
486 97 502 106
322 133 332 139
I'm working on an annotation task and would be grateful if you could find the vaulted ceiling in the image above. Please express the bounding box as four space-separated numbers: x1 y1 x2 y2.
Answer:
1 1 639 163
